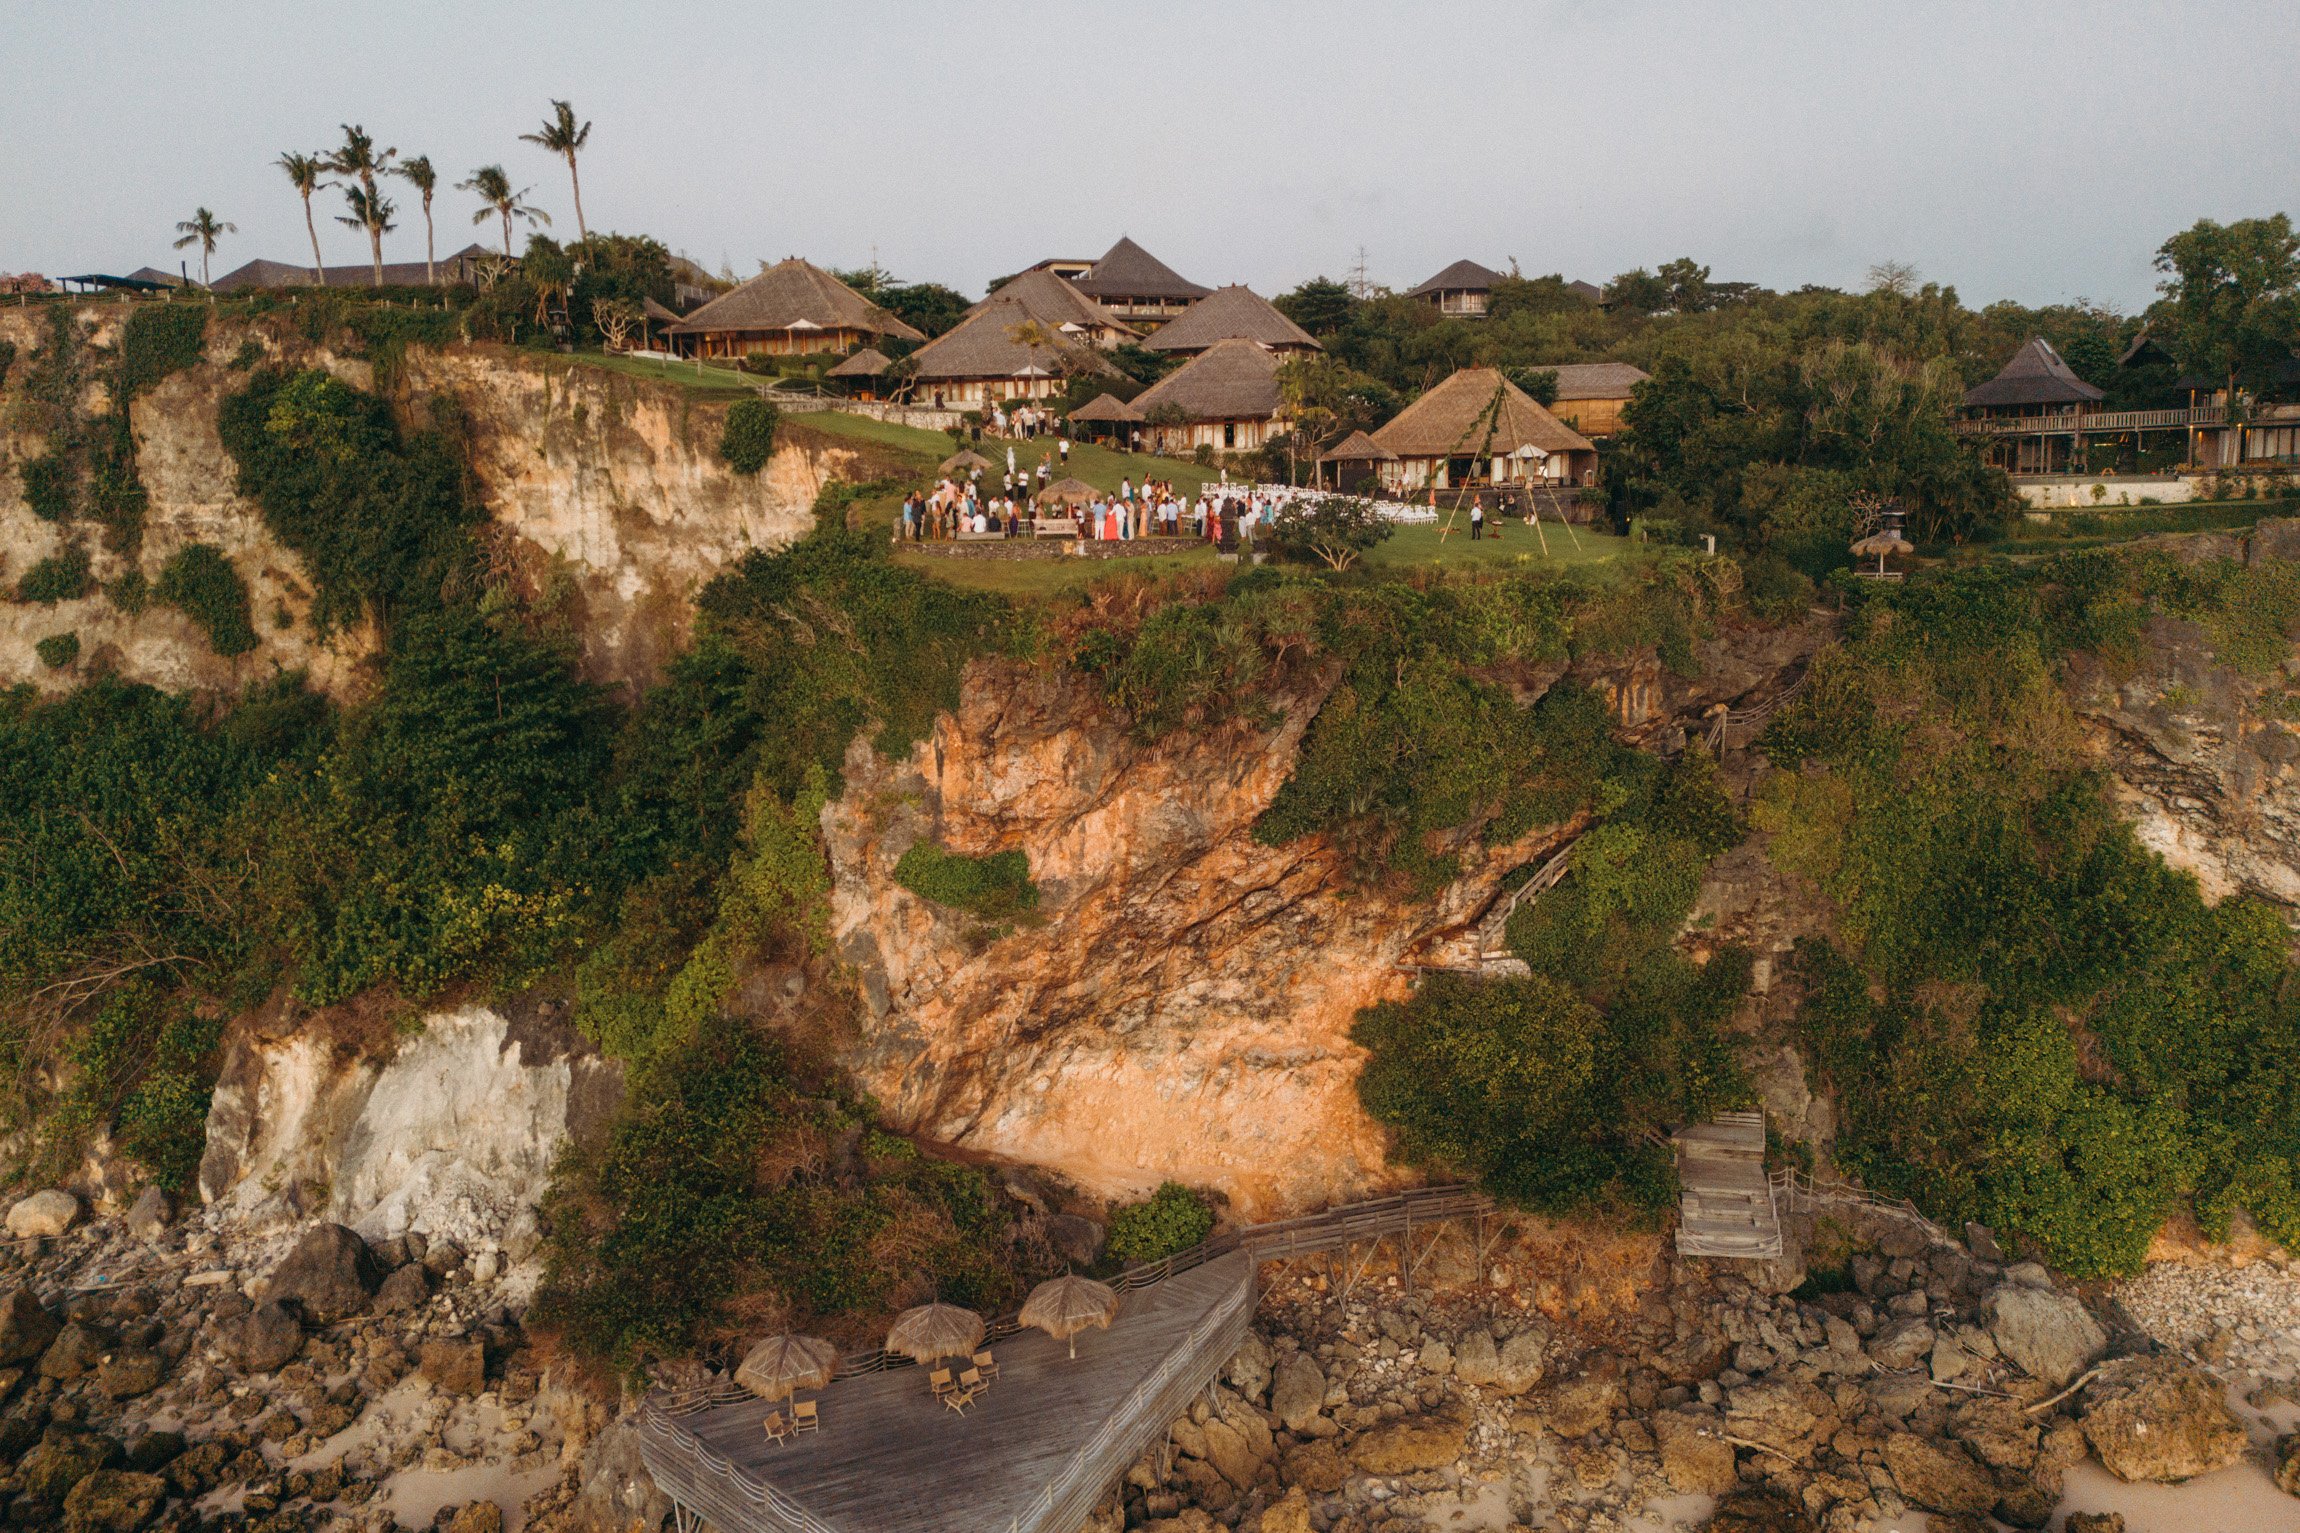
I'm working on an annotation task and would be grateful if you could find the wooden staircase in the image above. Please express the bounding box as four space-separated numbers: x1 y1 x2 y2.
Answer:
1672 1111 1782 1260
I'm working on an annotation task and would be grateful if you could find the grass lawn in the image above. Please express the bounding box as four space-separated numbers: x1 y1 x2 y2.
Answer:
799 411 1227 501
571 352 760 394
890 543 1222 598
1937 499 2295 559
1362 518 1650 573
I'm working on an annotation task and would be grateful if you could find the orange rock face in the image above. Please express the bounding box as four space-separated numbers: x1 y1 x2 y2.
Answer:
823 660 1570 1219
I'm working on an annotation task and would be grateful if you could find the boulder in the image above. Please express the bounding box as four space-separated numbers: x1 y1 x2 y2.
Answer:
95 1350 165 1399
263 1222 382 1323
2276 1432 2300 1496
1494 1328 1547 1395
1655 1330 1731 1383
220 1301 303 1373
420 1336 488 1397
1654 1409 1739 1495
1547 1371 1624 1438
1199 1417 1262 1489
1417 1337 1453 1376
1224 1333 1272 1403
1278 1439 1350 1493
1451 1328 1499 1386
1724 1375 1839 1462
1949 1397 2038 1473
1348 1407 1469 1474
18 1431 113 1499
61 1468 165 1533
1269 1353 1325 1432
1706 1488 1818 1532
122 1186 173 1243
1255 1487 1312 1533
1985 1285 2106 1388
446 1502 505 1533
123 1430 184 1474
5 1189 81 1239
2080 1356 2248 1483
373 1261 433 1314
1882 1431 1998 1515
0 1287 61 1366
1867 1317 1936 1370
37 1319 110 1380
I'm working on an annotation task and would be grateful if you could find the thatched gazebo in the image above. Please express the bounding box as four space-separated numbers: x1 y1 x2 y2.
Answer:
1019 1275 1120 1359
1850 529 1915 577
1317 429 1397 492
884 1302 986 1365
734 1334 841 1401
1036 476 1100 511
1067 392 1143 445
940 448 993 477
828 347 893 399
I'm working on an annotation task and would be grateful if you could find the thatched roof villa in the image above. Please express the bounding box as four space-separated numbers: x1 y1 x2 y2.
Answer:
1370 367 1596 491
668 258 924 360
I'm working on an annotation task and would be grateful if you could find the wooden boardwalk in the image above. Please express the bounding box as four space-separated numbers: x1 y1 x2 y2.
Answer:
1672 1111 1782 1260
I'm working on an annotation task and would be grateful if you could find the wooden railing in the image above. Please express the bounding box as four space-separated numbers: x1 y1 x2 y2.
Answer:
1956 404 2227 436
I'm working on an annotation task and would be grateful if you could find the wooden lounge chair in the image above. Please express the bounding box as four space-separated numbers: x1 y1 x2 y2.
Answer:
792 1399 819 1434
761 1411 791 1445
971 1350 999 1380
929 1368 955 1398
942 1385 973 1415
958 1366 984 1392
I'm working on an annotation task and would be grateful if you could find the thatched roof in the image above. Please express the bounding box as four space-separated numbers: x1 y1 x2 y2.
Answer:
1540 362 1650 399
884 1303 985 1364
1407 259 1505 298
1962 338 2104 409
642 296 686 326
1071 237 1210 303
1131 339 1284 423
940 449 993 473
1142 285 1321 354
1068 392 1143 423
971 269 1140 342
1037 477 1100 508
1020 1275 1120 1358
734 1334 841 1401
208 243 494 293
828 347 892 378
907 299 1119 383
1319 429 1396 462
1371 368 1596 459
669 258 925 342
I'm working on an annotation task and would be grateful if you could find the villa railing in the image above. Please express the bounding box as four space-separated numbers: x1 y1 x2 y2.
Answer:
1956 404 2227 436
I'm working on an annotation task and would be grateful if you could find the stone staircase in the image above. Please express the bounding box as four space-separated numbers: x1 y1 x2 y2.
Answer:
1672 1110 1783 1260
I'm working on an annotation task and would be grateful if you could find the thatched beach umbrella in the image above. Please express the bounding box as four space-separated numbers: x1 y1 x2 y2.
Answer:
940 448 993 475
885 1302 986 1365
734 1333 841 1402
1021 1274 1121 1359
1037 476 1099 510
1849 529 1915 575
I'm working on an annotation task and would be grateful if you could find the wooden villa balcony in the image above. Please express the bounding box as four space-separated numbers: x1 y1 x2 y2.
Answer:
1957 404 2228 437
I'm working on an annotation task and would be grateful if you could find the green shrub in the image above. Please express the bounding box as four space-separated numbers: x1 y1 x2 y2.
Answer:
16 545 92 604
34 632 78 669
155 543 258 657
0 338 15 389
719 397 780 475
893 842 1037 920
1105 1182 1215 1265
20 455 72 522
107 568 150 614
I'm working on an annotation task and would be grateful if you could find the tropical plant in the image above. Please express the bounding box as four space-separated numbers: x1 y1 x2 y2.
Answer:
274 152 332 285
459 164 549 256
334 186 397 287
171 208 236 288
520 98 592 242
1264 493 1394 571
325 125 399 285
591 296 639 351
394 154 439 285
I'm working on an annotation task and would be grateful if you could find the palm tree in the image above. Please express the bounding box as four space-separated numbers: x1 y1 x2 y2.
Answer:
335 186 397 287
327 123 398 286
275 152 333 285
519 99 592 242
172 208 236 288
457 164 548 256
394 155 439 284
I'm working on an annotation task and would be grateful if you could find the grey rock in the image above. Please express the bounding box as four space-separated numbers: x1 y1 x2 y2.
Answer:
4 1188 81 1239
1868 1317 1936 1371
37 1319 111 1380
373 1262 433 1315
97 1349 166 1398
1452 1328 1499 1387
123 1186 173 1242
1986 1285 2106 1389
0 1286 61 1366
2004 1260 2053 1289
1224 1332 1272 1402
1270 1353 1326 1431
1963 1222 2005 1263
264 1222 381 1323
1495 1328 1547 1395
221 1300 304 1373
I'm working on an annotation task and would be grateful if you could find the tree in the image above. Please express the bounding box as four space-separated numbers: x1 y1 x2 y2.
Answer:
2153 215 2300 403
1606 267 1671 316
459 165 549 256
326 124 399 286
1265 493 1394 570
1504 366 1559 406
1275 277 1358 337
591 296 639 351
394 155 439 285
334 187 397 288
275 152 332 286
172 208 236 288
521 99 592 242
1866 260 1921 297
1657 257 1714 314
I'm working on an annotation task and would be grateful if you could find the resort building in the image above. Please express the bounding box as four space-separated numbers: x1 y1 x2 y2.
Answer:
1068 237 1211 330
903 297 1119 409
667 258 923 360
1538 362 1650 439
1141 286 1321 358
207 243 496 291
1370 367 1597 492
968 270 1141 350
1407 260 1505 319
1130 338 1290 454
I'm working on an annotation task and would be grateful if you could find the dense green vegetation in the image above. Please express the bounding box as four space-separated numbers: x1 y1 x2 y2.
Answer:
1104 1182 1217 1265
892 843 1038 921
154 543 257 657
1759 555 2300 1274
718 396 779 475
15 544 92 604
33 633 78 670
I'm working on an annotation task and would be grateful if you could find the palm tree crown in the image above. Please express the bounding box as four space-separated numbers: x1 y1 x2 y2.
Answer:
519 98 592 242
172 207 237 287
276 150 333 286
329 124 399 286
458 164 549 256
395 154 440 284
335 186 398 286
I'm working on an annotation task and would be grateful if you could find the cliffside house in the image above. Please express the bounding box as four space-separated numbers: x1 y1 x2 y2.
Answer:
1130 338 1290 454
207 243 496 291
1141 285 1321 357
667 257 924 360
1407 260 1505 319
1958 337 2110 475
969 269 1141 350
1370 367 1598 492
1539 362 1651 439
1068 391 1145 446
903 297 1119 409
827 347 894 400
1068 237 1212 330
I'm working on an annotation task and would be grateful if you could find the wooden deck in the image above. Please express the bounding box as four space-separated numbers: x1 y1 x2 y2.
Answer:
1673 1111 1782 1260
639 1252 1255 1533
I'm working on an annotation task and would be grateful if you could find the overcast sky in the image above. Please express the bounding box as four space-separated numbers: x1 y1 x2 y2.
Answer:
5 0 2294 312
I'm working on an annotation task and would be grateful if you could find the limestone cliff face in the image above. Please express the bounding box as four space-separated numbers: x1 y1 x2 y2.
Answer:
821 628 1828 1219
1 307 861 697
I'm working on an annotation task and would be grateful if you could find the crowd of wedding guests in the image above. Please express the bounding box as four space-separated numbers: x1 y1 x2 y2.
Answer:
897 459 1289 549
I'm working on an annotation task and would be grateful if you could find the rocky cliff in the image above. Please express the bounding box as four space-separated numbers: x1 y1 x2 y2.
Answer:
0 305 879 697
